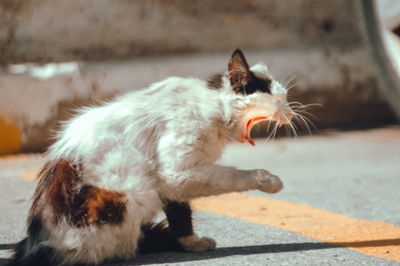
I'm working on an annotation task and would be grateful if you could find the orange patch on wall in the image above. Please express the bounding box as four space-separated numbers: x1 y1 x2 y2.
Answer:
0 117 21 155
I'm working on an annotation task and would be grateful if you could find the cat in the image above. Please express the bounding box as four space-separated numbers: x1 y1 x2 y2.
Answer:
11 49 299 265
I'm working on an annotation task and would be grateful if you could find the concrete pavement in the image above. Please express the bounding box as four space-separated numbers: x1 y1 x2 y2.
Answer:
0 126 399 265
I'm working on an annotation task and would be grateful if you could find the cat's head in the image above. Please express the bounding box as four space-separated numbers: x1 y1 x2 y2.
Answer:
225 49 296 146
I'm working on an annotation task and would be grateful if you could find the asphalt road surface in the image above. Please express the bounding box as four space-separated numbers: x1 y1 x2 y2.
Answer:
1 126 399 265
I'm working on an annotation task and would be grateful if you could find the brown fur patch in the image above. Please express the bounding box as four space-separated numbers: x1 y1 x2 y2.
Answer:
30 159 127 227
48 160 80 223
29 160 79 224
71 185 127 227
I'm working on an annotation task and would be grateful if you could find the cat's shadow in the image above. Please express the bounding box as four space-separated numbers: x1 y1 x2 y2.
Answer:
118 242 334 265
1 239 398 266
106 238 400 265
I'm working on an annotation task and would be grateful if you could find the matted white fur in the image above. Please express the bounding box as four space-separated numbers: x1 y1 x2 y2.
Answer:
40 60 294 264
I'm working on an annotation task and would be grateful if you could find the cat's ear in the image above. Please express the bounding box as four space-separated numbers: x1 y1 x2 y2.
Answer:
228 49 250 86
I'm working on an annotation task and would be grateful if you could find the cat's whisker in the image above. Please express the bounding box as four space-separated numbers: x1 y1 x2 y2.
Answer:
285 116 298 137
289 101 320 123
294 115 311 135
293 109 318 121
292 100 317 105
266 119 272 135
283 102 294 109
301 115 318 130
266 121 279 141
291 120 297 136
288 102 306 108
272 120 280 140
266 125 274 141
289 102 323 110
281 72 297 90
284 123 290 137
291 120 300 135
294 113 315 135
288 103 308 110
285 81 297 92
279 72 291 87
273 124 279 139
282 71 295 82
293 110 316 125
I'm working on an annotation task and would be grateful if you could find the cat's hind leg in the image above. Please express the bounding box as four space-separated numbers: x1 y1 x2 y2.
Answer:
163 201 216 252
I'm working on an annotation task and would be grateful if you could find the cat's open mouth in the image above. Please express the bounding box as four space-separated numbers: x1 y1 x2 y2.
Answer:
242 116 268 146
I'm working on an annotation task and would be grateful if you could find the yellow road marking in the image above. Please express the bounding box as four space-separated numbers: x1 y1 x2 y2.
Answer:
0 118 21 155
192 193 400 262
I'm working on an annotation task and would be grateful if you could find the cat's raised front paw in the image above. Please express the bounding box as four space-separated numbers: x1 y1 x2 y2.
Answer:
255 169 283 194
178 234 216 252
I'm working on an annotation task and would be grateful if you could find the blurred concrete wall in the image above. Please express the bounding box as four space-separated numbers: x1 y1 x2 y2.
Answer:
1 0 364 63
0 0 397 154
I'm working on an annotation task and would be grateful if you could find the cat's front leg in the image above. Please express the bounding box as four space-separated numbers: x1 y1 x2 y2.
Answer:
161 164 283 199
254 169 284 194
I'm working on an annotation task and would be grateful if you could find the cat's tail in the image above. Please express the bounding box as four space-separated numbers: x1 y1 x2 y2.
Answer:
138 220 185 254
9 217 59 266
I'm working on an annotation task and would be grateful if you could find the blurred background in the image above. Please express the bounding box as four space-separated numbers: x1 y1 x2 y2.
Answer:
1 0 400 155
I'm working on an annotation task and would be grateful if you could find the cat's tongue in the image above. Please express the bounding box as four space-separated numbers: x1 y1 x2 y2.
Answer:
242 116 268 146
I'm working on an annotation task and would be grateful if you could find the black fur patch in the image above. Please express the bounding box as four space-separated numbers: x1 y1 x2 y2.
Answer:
228 48 272 95
11 243 57 266
11 217 58 266
207 73 223 90
138 201 194 254
27 216 43 240
394 24 400 38
163 201 193 238
138 221 183 254
233 71 271 95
